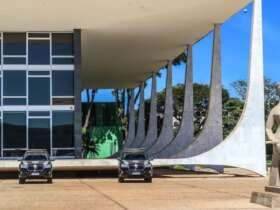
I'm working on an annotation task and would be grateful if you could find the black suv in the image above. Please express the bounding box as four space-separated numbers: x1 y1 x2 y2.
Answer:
118 148 153 183
18 150 53 184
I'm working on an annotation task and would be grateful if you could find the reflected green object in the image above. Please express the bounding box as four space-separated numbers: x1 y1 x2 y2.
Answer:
85 126 122 159
82 102 123 159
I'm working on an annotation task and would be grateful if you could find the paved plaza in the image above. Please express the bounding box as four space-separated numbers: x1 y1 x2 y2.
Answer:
0 168 270 210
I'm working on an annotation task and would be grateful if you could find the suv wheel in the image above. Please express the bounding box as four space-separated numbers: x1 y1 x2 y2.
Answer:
19 178 25 184
47 178 53 184
145 177 152 183
118 177 124 183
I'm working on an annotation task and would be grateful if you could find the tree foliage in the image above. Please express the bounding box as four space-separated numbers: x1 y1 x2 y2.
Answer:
82 89 98 157
156 83 241 138
222 99 244 137
231 78 280 118
112 89 128 140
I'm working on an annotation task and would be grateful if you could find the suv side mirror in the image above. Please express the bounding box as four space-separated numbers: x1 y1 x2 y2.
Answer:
17 157 23 161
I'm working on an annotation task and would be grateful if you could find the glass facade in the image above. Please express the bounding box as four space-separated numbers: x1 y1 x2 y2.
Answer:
0 32 75 158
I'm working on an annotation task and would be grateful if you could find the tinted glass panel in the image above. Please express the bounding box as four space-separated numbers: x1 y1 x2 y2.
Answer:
53 111 74 148
29 119 50 152
52 58 74 64
3 98 26 105
29 71 50 76
28 33 49 38
52 71 74 96
29 78 50 105
3 150 26 158
52 98 74 105
3 71 26 96
3 112 26 148
3 33 26 55
124 154 146 160
29 111 50 117
52 33 73 55
4 57 26 64
24 155 48 161
28 40 50 64
53 149 75 157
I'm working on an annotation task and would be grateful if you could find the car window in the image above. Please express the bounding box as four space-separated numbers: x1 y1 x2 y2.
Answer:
24 155 48 161
123 154 146 160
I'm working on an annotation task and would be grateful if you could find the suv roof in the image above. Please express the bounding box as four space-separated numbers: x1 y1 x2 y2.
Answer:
24 149 49 156
121 148 147 159
122 148 145 154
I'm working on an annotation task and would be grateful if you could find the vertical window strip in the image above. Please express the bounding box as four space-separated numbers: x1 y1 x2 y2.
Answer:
0 31 75 158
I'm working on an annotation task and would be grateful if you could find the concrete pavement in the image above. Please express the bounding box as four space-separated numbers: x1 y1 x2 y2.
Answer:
0 168 269 210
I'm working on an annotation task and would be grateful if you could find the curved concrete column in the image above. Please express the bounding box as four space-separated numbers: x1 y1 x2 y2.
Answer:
147 61 174 156
173 24 222 158
153 0 266 176
129 83 146 148
123 89 136 148
155 45 194 158
142 73 158 149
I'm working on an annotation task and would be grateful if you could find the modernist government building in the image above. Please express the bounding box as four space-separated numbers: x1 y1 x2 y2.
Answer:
0 0 266 175
0 32 76 158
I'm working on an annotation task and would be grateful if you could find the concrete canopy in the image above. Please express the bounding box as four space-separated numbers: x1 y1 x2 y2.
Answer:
0 0 251 88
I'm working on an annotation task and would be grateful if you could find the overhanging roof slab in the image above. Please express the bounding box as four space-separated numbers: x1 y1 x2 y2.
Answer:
0 0 252 88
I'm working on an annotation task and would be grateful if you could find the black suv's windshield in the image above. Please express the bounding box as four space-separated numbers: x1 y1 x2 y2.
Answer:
123 154 146 160
24 155 48 161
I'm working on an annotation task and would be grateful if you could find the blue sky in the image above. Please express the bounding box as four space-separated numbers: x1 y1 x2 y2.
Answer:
84 0 280 102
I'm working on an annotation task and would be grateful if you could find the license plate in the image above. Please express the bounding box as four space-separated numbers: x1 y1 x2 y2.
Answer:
31 172 40 176
131 172 141 175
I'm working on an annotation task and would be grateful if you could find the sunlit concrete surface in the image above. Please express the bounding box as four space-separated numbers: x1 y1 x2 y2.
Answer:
0 159 119 172
0 0 251 88
0 168 268 210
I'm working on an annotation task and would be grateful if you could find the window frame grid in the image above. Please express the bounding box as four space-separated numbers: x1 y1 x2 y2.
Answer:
0 31 75 159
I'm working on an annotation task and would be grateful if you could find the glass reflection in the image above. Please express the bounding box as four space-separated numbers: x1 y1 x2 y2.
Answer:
3 112 26 148
52 33 73 55
29 78 50 105
3 71 26 96
29 119 50 152
52 71 74 96
28 40 50 64
52 111 74 148
3 33 26 55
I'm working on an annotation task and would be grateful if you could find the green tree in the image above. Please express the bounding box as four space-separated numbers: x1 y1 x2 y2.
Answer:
156 83 232 136
112 89 127 140
231 78 279 158
222 99 244 137
231 78 280 118
82 89 98 158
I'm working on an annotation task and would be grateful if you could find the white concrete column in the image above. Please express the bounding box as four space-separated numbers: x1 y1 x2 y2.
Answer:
154 0 266 176
147 60 174 156
143 73 158 149
130 82 146 148
173 24 222 159
123 89 136 148
156 45 194 158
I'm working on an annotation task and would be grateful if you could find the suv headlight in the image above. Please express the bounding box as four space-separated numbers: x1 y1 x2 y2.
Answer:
43 161 52 168
120 161 129 168
144 161 152 168
20 162 28 169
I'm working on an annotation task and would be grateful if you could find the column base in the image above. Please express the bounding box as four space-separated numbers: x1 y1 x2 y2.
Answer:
251 189 280 208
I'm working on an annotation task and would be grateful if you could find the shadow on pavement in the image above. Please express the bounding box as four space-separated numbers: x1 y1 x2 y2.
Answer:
0 167 260 179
